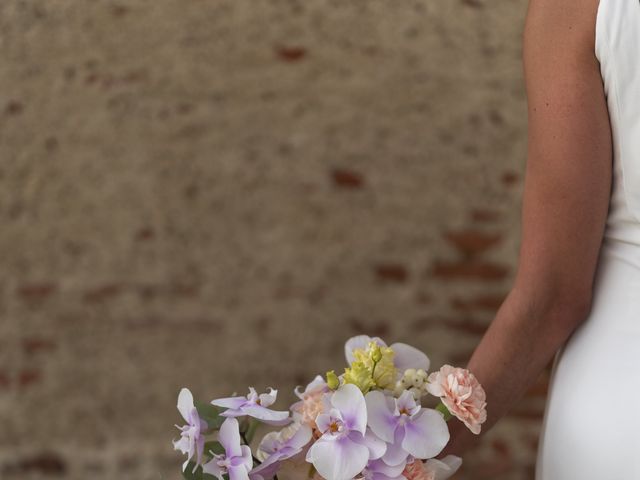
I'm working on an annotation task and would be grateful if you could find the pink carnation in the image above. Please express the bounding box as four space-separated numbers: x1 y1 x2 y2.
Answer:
426 365 487 435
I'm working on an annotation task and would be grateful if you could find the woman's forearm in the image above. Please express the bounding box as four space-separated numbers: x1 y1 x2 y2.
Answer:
438 286 590 457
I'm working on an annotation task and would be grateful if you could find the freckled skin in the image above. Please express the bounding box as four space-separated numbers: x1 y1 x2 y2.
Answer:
439 0 612 459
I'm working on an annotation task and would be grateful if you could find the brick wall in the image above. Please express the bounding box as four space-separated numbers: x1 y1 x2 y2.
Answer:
0 0 545 479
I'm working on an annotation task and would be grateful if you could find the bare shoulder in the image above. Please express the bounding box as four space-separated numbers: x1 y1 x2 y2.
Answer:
524 0 601 60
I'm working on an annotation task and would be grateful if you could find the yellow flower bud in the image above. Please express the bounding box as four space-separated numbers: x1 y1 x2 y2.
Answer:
326 370 340 390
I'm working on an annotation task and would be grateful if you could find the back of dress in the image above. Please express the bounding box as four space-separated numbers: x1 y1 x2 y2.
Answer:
536 0 640 478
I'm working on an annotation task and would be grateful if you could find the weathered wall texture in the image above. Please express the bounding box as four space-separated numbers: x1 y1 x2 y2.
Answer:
0 0 544 479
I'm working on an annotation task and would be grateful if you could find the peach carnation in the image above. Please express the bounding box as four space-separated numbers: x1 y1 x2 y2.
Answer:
426 365 487 435
403 459 435 480
402 457 462 480
291 376 329 429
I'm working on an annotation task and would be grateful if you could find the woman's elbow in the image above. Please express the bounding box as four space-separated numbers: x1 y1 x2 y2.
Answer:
507 283 594 335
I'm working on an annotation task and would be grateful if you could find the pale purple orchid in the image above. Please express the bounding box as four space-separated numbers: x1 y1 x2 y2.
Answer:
345 335 430 373
173 388 208 473
250 422 313 480
361 458 407 480
203 417 253 480
365 390 449 466
306 384 387 480
212 387 291 426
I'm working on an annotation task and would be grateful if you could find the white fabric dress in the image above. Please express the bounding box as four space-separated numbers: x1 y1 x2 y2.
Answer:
535 0 640 478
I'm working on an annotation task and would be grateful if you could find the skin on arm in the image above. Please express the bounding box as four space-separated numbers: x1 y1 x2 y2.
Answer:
438 0 612 457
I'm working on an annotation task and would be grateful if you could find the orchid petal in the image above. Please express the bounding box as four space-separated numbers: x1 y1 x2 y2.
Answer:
354 429 387 460
242 405 291 425
396 391 420 417
424 455 462 480
369 459 407 479
258 388 278 408
212 396 249 410
390 343 430 372
288 424 313 449
365 391 397 443
195 434 205 467
307 436 370 480
219 417 243 458
177 388 195 422
202 457 224 479
402 409 449 459
381 429 409 467
332 384 367 435
228 465 251 480
345 335 387 364
249 458 280 480
173 436 191 455
239 445 254 471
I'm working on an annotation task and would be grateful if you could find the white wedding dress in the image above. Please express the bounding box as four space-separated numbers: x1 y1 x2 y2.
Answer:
535 0 640 478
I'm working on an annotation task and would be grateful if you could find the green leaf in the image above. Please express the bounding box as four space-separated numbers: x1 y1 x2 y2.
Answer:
196 401 226 430
204 440 225 457
182 463 203 480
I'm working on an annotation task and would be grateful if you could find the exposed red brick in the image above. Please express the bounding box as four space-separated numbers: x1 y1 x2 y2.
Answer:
15 452 67 475
135 227 155 241
276 46 307 62
44 137 59 151
331 168 365 189
23 338 56 356
85 73 98 85
444 230 502 256
18 369 41 387
470 208 501 223
111 4 129 16
374 264 408 283
177 103 193 115
5 100 23 115
509 407 544 420
414 291 432 305
488 108 505 125
431 261 510 281
446 319 488 336
450 293 506 313
475 457 513 478
522 432 540 452
83 284 122 303
502 171 520 185
17 283 57 300
0 371 10 389
171 283 199 297
492 439 511 457
122 69 148 84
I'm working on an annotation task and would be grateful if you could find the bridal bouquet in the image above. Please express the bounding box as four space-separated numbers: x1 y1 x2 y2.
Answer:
173 335 487 480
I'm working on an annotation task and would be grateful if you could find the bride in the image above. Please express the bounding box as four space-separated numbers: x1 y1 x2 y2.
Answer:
438 0 640 477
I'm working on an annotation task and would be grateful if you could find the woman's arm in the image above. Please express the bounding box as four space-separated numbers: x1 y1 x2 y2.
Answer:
439 0 612 456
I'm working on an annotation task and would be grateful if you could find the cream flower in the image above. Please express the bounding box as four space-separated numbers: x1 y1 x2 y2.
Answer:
426 365 487 434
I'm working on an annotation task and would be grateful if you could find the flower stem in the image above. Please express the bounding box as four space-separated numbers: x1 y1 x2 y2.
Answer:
436 401 453 421
245 418 259 444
